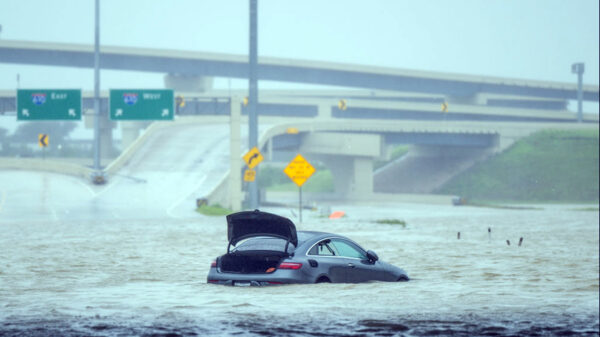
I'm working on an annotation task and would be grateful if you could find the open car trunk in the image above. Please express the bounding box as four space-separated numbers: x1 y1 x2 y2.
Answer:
219 251 288 274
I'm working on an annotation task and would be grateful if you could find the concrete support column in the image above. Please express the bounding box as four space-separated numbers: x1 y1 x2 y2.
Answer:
121 121 146 150
229 97 242 212
351 157 374 197
318 155 374 199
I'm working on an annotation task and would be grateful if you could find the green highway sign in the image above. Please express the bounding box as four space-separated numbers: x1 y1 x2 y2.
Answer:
110 89 174 121
17 89 82 120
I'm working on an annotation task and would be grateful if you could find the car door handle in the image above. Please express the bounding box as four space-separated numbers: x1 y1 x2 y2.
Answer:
347 263 355 268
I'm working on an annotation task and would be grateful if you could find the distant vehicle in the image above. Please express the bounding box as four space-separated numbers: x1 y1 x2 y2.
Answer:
207 210 409 286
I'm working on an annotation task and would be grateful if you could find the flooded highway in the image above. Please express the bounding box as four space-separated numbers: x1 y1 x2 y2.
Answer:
1 121 598 336
1 174 598 336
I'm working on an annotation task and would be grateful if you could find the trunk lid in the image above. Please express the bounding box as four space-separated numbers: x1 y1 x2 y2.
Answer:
226 210 298 247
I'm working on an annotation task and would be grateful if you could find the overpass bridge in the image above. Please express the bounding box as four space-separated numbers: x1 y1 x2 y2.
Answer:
1 40 598 208
1 39 598 109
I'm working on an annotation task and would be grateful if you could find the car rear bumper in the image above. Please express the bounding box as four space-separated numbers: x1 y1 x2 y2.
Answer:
206 269 311 286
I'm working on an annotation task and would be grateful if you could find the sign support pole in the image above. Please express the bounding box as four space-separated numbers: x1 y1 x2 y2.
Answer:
299 186 302 223
248 0 259 209
92 0 101 175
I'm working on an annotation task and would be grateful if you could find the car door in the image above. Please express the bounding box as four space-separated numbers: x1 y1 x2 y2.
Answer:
307 240 347 282
329 239 385 282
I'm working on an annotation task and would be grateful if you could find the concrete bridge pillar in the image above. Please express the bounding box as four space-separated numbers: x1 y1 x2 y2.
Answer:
121 121 149 150
300 132 382 199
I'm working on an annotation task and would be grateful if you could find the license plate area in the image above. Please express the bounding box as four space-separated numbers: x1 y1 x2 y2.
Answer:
234 281 251 287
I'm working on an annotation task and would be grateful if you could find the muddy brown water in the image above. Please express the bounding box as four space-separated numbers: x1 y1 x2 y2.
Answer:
1 203 598 336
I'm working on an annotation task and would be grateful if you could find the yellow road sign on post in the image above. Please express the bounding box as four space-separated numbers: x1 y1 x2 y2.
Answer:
284 154 315 187
176 95 185 108
244 168 256 182
243 96 249 106
243 146 264 169
38 134 49 147
338 99 347 111
441 101 448 113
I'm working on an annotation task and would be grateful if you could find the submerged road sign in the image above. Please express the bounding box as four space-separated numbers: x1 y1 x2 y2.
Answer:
243 146 264 169
284 154 315 187
110 89 174 120
17 89 81 120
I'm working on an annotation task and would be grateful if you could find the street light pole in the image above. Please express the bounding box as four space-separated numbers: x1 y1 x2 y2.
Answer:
92 0 102 181
248 0 259 209
571 62 584 123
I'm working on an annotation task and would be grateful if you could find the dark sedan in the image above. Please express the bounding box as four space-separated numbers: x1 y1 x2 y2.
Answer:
207 210 409 286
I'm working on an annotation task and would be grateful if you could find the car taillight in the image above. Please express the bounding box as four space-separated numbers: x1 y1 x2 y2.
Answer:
210 260 217 268
278 262 302 270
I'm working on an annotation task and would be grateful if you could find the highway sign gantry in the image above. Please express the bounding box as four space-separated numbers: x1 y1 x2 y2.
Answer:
110 89 174 120
284 154 315 187
243 146 264 169
17 89 81 121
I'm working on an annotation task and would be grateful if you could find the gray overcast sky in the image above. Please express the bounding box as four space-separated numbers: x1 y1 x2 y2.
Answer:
0 0 598 100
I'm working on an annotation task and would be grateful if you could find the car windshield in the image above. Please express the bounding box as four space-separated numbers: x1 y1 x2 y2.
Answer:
233 236 295 254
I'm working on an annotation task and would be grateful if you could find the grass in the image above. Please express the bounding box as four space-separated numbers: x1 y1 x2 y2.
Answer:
438 129 599 203
196 204 232 216
375 219 407 227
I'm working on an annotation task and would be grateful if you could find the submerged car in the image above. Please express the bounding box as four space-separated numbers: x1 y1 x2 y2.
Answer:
207 210 409 286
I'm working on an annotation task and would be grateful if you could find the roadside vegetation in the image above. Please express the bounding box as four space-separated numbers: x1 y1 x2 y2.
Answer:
438 129 599 203
196 204 232 216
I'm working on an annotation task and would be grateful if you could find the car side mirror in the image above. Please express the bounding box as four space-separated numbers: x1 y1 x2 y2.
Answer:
366 250 379 262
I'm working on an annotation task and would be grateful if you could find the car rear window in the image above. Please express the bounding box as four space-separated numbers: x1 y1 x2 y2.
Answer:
233 237 295 253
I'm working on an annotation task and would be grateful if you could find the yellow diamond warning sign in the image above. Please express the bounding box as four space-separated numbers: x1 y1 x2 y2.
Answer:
243 146 264 169
284 154 315 187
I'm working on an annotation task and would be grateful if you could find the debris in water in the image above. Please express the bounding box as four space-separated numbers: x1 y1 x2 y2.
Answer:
518 237 523 247
457 232 461 240
506 240 511 246
329 211 345 219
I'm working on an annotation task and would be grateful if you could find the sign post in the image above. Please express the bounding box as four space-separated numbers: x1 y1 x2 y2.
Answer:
109 89 174 120
283 154 316 223
17 89 81 120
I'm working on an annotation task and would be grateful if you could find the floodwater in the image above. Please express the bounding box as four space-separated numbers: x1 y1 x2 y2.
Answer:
1 201 598 336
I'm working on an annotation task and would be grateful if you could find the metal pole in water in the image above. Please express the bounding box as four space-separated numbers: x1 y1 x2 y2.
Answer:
518 237 523 247
488 227 491 242
248 0 259 209
92 0 101 177
457 232 460 240
506 240 510 246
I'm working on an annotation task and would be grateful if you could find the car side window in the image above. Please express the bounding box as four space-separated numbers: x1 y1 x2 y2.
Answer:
308 241 336 256
330 239 367 259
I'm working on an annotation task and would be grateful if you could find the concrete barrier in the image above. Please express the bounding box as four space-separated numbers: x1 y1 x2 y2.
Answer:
0 157 94 179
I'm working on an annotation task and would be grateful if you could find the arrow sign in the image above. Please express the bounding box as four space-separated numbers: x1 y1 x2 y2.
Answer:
441 102 448 113
38 134 49 148
243 147 264 169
